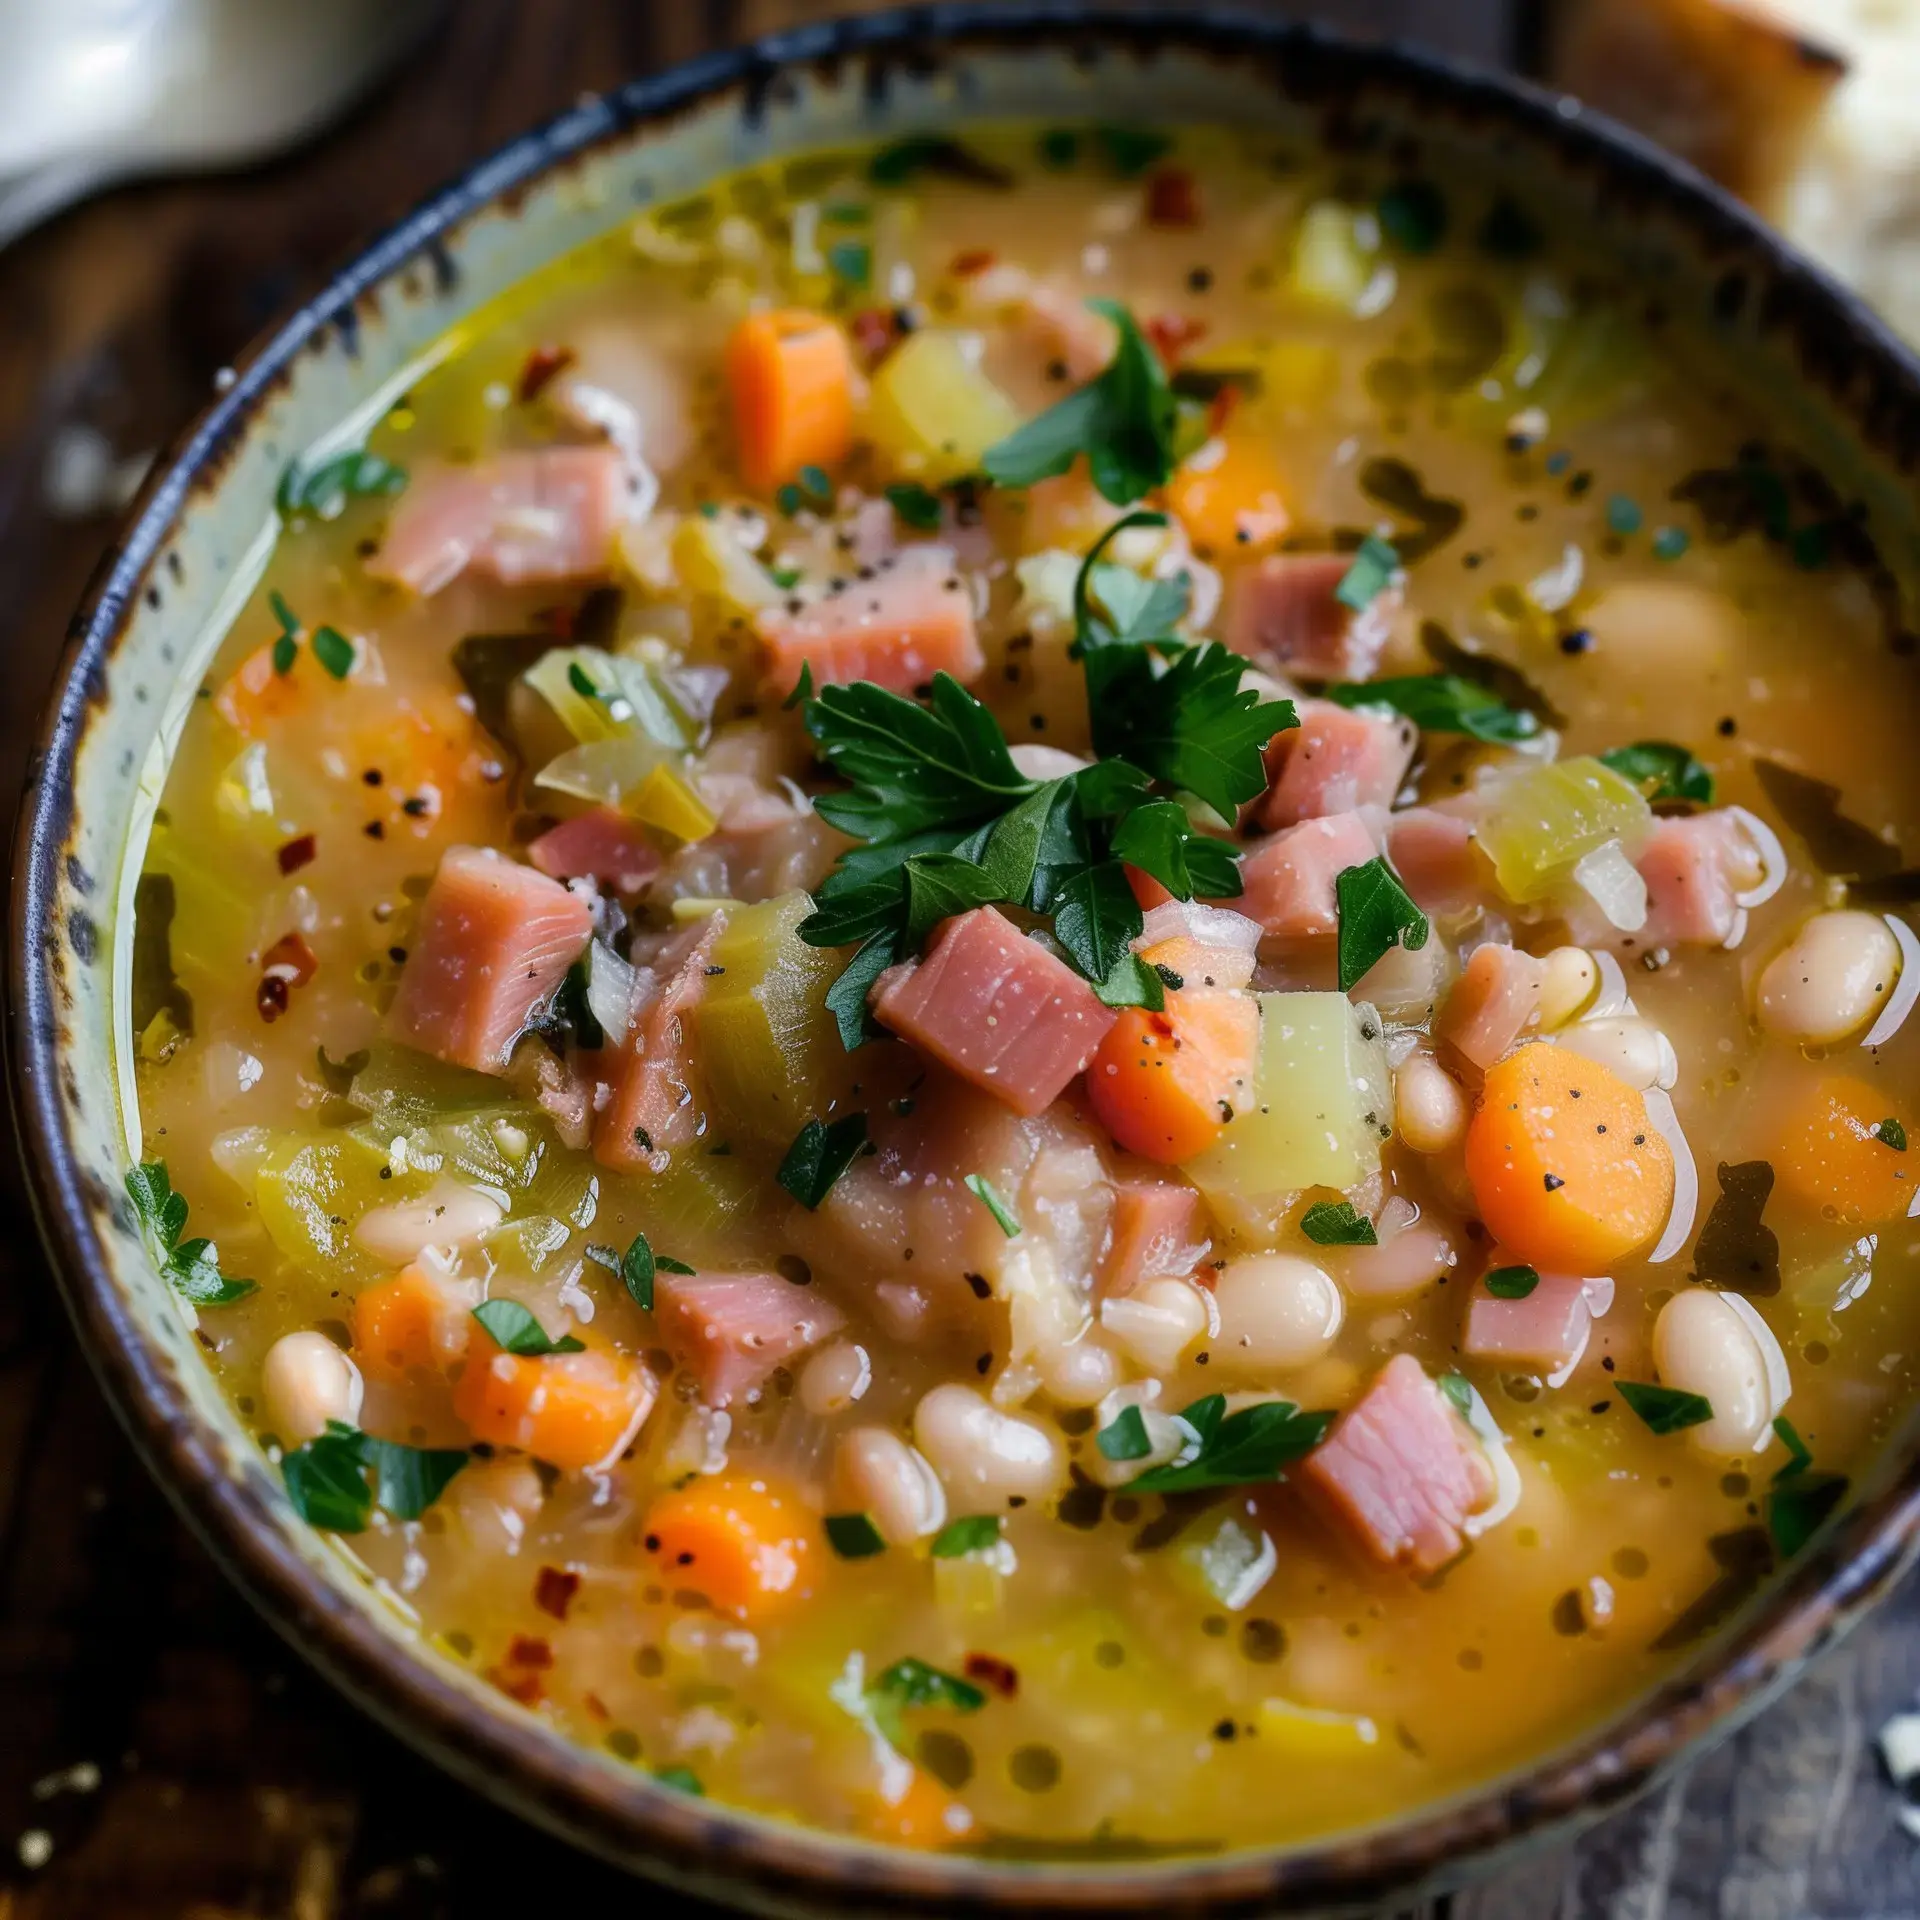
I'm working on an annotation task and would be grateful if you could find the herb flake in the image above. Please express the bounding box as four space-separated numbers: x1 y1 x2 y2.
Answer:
471 1299 585 1356
1617 1380 1714 1435
1334 857 1430 993
1299 1200 1377 1247
777 1114 872 1210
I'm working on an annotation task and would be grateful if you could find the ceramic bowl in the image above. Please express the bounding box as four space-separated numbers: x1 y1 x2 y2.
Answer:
16 8 1920 1915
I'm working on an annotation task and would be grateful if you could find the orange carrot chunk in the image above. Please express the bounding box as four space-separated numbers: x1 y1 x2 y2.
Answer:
452 1331 656 1473
351 1262 468 1383
725 308 854 494
1165 428 1292 556
1463 1041 1674 1271
1086 987 1260 1164
640 1475 814 1620
857 1767 973 1848
1773 1073 1916 1224
214 642 305 738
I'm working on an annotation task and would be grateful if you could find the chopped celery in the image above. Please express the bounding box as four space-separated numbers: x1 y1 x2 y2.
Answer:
672 512 784 613
1184 993 1390 1239
694 893 862 1147
484 1212 573 1273
628 763 717 843
1290 202 1378 311
1477 756 1651 906
532 734 673 811
606 1150 760 1251
867 330 1022 482
522 644 705 748
1172 1510 1279 1612
143 824 256 994
213 742 278 841
347 1040 502 1132
255 1130 406 1283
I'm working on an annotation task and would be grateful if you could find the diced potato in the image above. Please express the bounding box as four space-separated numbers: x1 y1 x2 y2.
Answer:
865 330 1022 482
523 645 703 748
1290 202 1378 311
1184 993 1391 1239
607 1148 761 1254
1477 756 1652 906
628 762 718 843
672 511 785 614
1173 1510 1279 1612
694 893 861 1148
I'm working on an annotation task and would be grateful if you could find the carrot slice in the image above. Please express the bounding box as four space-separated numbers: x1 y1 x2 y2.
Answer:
1086 988 1260 1164
214 642 305 738
640 1475 813 1620
1464 1041 1674 1271
725 308 854 494
452 1332 655 1472
1772 1073 1916 1224
857 1768 971 1848
351 1263 467 1383
1165 428 1292 557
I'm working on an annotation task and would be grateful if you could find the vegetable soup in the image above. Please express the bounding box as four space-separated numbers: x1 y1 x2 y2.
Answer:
129 124 1920 1854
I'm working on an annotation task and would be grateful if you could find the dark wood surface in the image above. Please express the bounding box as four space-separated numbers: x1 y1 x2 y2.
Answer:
4 4 1920 1915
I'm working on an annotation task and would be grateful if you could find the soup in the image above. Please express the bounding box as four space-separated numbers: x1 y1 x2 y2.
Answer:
127 124 1920 1854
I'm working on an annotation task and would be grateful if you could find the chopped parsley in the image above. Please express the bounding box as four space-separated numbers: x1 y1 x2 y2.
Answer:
271 631 298 676
1299 1200 1377 1247
1484 1264 1540 1299
1768 1470 1848 1558
612 1231 693 1313
281 1419 468 1532
125 1161 255 1306
885 481 944 530
826 239 871 287
776 1113 873 1210
277 448 408 520
1617 1380 1714 1435
929 1514 1002 1557
1438 1372 1475 1417
470 1300 584 1356
654 1766 705 1795
867 136 1014 190
1771 1414 1815 1484
824 1512 888 1559
1876 1118 1908 1152
1334 857 1430 993
868 1657 987 1728
1094 126 1173 177
310 626 356 681
1095 1404 1154 1462
781 660 815 712
1333 534 1399 612
965 1174 1022 1238
1326 674 1538 744
1129 1395 1332 1494
1599 740 1715 808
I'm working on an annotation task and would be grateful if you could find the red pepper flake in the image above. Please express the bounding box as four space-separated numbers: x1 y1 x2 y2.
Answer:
1145 167 1202 229
505 1633 554 1670
517 343 577 404
1145 314 1208 369
950 247 997 277
489 1665 545 1706
849 306 901 366
963 1652 1019 1699
582 1692 611 1722
261 931 319 985
277 834 316 876
534 1566 581 1621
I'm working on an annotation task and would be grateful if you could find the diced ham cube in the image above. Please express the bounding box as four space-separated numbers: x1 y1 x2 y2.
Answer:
652 1270 846 1408
1463 1271 1593 1376
528 808 661 893
593 918 721 1171
385 847 593 1074
1635 810 1764 949
1101 1169 1206 1294
1302 1354 1497 1575
1385 804 1483 914
1236 811 1379 943
1254 699 1417 831
756 546 984 699
1435 942 1550 1072
369 446 629 595
870 907 1117 1117
1224 552 1399 683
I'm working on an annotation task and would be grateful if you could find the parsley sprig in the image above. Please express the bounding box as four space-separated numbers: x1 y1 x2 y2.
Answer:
281 1420 468 1533
126 1161 256 1306
1101 1394 1334 1494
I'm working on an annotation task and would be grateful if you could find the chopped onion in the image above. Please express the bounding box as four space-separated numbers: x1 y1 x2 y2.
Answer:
1457 1382 1523 1538
1580 1274 1617 1318
1137 899 1263 955
585 938 637 1047
1727 806 1787 910
1589 947 1637 1019
1180 555 1222 634
562 380 660 525
1864 910 1920 1050
1643 1090 1699 1266
1719 1291 1793 1421
1527 542 1584 614
1572 838 1649 933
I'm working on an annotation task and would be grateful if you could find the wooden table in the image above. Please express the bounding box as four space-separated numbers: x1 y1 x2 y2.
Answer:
3 4 1919 1914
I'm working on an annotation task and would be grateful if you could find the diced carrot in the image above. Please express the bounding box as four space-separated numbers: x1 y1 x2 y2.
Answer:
452 1331 656 1473
1165 429 1292 557
214 642 304 738
857 1768 972 1848
1124 864 1175 912
640 1475 814 1620
351 1262 468 1383
725 308 854 494
1464 1042 1675 1271
1085 987 1260 1164
1772 1074 1916 1224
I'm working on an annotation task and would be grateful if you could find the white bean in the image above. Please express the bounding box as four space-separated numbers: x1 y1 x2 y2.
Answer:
352 1176 503 1265
1755 910 1901 1047
1099 1277 1211 1374
1341 1221 1459 1300
1035 1334 1120 1409
1652 1289 1779 1456
261 1330 363 1444
913 1384 1067 1513
1213 1255 1344 1375
798 1341 872 1417
833 1427 948 1543
1394 1054 1468 1155
1537 946 1599 1029
1556 1015 1677 1092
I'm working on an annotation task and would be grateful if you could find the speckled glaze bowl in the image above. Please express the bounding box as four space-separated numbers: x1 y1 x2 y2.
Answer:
16 7 1920 1915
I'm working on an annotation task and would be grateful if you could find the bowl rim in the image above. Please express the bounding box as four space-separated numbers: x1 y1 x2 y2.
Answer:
15 4 1920 1912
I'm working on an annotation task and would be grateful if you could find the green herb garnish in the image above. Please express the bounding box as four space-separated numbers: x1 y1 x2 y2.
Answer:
1333 534 1399 612
868 136 1014 190
1606 494 1643 536
1334 857 1430 994
781 660 814 712
1129 1395 1333 1495
930 1514 1002 1557
281 1420 467 1533
885 481 944 530
1617 1381 1714 1435
1299 1200 1377 1247
1095 126 1172 177
1771 1415 1814 1484
271 631 298 676
825 1512 888 1559
126 1161 255 1306
1438 1372 1475 1417
1484 1264 1540 1299
614 1230 694 1312
777 1114 872 1210
1095 1404 1154 1461
826 239 871 287
965 1174 1021 1238
868 1657 987 1722
654 1766 706 1795
1876 1118 1908 1152
1768 1470 1848 1558
310 626 355 681
277 449 408 520
1326 674 1538 744
1600 740 1715 808
470 1300 585 1356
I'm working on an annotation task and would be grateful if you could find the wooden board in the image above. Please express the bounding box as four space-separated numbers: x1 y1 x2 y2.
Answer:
4 3 1918 1914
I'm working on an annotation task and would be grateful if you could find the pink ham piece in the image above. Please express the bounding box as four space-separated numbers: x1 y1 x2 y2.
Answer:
1254 699 1417 831
1302 1354 1497 1576
1435 942 1549 1072
1386 805 1483 914
652 1270 846 1408
1101 1170 1206 1294
1025 286 1117 383
870 907 1117 1117
1224 552 1399 683
369 446 628 595
1463 1271 1593 1375
756 546 985 699
385 847 592 1074
593 918 721 1171
528 808 661 893
1635 811 1764 949
1236 811 1378 943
